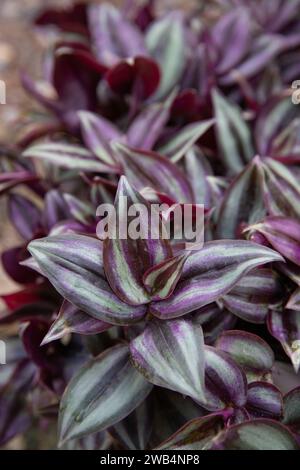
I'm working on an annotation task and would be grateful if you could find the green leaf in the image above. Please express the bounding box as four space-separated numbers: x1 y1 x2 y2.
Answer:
212 89 254 174
58 344 152 444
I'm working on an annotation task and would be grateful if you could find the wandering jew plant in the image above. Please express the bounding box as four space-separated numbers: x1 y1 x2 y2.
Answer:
1 0 300 450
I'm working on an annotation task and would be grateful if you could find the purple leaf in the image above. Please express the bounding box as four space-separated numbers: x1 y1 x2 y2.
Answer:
134 0 155 32
255 97 297 157
206 176 229 210
62 193 94 225
146 12 186 99
34 3 88 35
0 301 53 326
114 142 194 203
279 262 300 287
222 268 283 324
158 120 214 164
2 245 39 285
48 48 108 130
19 256 43 276
216 330 274 383
143 254 188 301
217 157 265 239
47 220 91 239
0 171 36 184
58 343 152 444
170 88 202 122
248 216 300 266
220 34 284 86
103 176 172 305
8 194 41 240
0 360 36 446
150 388 206 448
106 56 160 99
54 45 107 77
41 300 111 345
227 408 250 426
150 240 283 319
213 8 252 75
109 400 152 450
249 0 300 33
21 72 60 118
0 283 52 313
78 111 122 167
127 100 171 150
270 118 300 165
286 288 300 311
204 346 248 411
43 189 71 230
184 147 213 206
268 309 300 373
211 419 299 450
261 158 300 219
88 4 147 67
192 303 236 345
28 234 147 325
52 49 101 131
212 89 253 174
130 318 206 404
246 382 283 420
21 319 65 393
156 413 226 450
64 431 112 451
23 143 118 173
283 387 300 434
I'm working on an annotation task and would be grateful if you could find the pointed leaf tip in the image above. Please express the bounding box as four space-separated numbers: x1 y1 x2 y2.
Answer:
29 234 147 325
103 176 172 306
58 344 152 443
130 318 206 404
151 240 284 319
